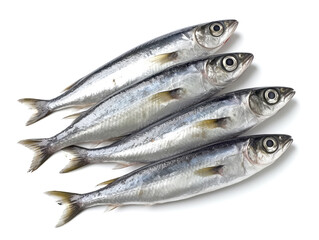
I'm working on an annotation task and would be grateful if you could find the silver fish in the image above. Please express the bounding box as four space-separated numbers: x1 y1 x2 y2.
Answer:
47 134 293 227
61 87 295 172
19 20 238 125
19 52 252 172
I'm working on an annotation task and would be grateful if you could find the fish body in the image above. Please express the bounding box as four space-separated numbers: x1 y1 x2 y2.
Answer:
62 87 295 172
20 53 252 172
20 20 238 125
48 134 293 227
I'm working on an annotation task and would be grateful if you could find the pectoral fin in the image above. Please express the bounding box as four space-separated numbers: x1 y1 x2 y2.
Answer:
150 88 184 103
150 51 178 64
97 177 120 187
195 117 230 129
195 165 224 177
108 135 127 142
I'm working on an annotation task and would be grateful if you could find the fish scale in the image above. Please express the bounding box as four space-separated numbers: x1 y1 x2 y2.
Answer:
20 52 252 172
47 134 293 227
61 87 294 172
19 20 238 125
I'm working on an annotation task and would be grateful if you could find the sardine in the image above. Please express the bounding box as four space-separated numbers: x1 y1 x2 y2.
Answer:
47 134 293 227
19 20 238 125
19 52 252 172
61 87 295 172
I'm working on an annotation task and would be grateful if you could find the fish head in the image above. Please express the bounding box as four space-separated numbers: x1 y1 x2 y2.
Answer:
249 87 295 117
194 20 238 49
205 53 253 86
246 134 293 167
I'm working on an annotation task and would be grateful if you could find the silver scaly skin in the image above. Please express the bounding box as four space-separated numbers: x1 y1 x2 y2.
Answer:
47 134 293 227
62 87 295 172
19 20 238 125
19 52 252 172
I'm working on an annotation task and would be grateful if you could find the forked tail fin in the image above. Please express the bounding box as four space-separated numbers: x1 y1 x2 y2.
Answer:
60 146 90 173
46 191 83 227
18 98 51 125
19 138 54 172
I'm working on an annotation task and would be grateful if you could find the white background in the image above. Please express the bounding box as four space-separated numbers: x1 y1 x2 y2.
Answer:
1 0 318 239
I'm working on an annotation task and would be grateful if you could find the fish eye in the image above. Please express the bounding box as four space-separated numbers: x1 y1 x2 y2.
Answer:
264 89 279 104
262 137 278 153
210 22 224 37
222 56 238 71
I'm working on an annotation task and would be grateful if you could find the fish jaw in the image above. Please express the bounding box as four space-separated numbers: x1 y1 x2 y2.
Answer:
194 19 238 50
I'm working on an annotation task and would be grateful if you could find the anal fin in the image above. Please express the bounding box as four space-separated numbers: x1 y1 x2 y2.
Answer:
112 162 141 170
61 78 83 93
150 51 178 64
63 110 87 120
105 205 120 212
97 177 120 187
72 104 94 110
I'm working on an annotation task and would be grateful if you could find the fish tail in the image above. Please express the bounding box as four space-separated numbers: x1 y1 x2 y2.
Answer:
46 191 83 227
60 146 89 173
19 138 54 172
18 98 51 125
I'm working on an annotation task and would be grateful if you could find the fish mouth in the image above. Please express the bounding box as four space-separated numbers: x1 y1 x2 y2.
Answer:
283 88 295 102
226 20 239 34
223 20 238 43
282 137 293 152
242 54 254 69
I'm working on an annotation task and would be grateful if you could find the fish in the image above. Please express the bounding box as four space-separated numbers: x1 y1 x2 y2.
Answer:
19 52 252 172
61 87 295 172
19 19 238 125
47 134 293 227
